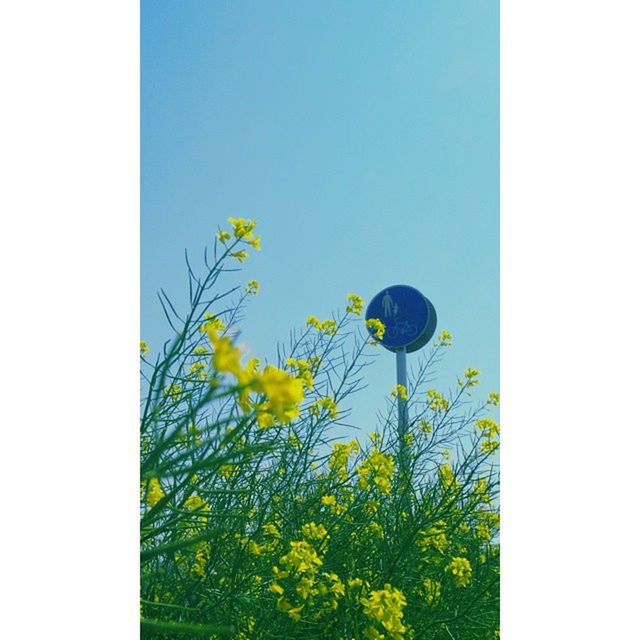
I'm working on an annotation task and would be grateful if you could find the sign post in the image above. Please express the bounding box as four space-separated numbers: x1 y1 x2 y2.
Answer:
396 347 408 437
365 285 437 482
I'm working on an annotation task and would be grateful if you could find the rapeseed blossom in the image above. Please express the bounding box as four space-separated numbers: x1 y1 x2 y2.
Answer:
417 520 449 554
328 440 360 480
462 367 481 387
426 389 449 411
357 449 395 495
435 329 453 347
346 293 364 316
245 279 260 294
285 357 315 390
145 477 164 507
231 250 249 263
280 540 323 575
446 557 472 587
253 365 305 423
301 522 328 543
310 396 338 420
366 317 386 341
140 340 149 356
306 315 338 335
228 217 256 239
391 384 408 401
362 583 407 640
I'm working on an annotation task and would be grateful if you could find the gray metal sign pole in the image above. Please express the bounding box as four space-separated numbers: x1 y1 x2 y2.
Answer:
396 347 408 436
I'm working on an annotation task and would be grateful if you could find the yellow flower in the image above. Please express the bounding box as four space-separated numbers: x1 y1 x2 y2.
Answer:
140 340 149 356
361 583 407 640
183 494 210 513
145 477 164 507
212 336 243 377
231 250 249 262
435 329 453 347
446 556 472 587
438 463 459 490
252 365 305 423
487 391 500 405
328 440 360 480
391 384 408 401
417 520 449 554
475 418 500 439
426 389 449 412
247 235 261 250
346 293 364 316
285 357 315 390
217 229 231 243
301 522 328 542
357 449 395 495
366 318 386 341
280 540 323 574
418 419 432 434
245 279 260 294
310 396 338 420
199 313 226 343
190 541 211 579
461 367 481 387
163 384 182 397
321 495 336 507
227 217 256 239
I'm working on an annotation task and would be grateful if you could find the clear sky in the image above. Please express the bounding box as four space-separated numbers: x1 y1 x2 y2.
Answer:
141 0 499 433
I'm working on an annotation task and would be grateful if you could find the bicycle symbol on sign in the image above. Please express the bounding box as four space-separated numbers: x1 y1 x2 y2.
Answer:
385 320 417 340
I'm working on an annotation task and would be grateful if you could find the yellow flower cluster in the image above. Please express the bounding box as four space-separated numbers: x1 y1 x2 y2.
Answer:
446 556 472 587
253 365 305 423
417 520 449 554
245 279 260 295
310 396 338 420
357 449 395 495
140 340 150 356
435 329 453 347
462 367 481 387
306 315 337 335
487 391 500 405
270 537 346 622
426 389 449 412
301 522 328 545
438 463 460 490
476 417 500 454
391 384 408 401
200 316 305 425
190 541 211 579
285 357 315 390
279 540 322 575
346 293 364 316
418 419 433 434
163 384 182 398
365 318 386 341
328 440 360 481
361 583 407 640
145 477 164 507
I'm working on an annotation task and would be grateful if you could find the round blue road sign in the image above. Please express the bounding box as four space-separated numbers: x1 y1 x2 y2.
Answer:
365 285 437 353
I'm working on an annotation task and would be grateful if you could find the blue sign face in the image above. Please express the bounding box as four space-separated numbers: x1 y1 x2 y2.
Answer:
365 285 437 353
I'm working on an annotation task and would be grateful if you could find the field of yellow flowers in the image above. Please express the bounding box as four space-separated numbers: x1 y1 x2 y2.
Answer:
140 219 500 639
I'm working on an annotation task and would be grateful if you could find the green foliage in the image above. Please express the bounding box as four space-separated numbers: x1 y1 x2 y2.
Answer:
141 220 500 640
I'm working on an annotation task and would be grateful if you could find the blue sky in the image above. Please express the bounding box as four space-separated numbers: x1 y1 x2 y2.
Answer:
141 0 499 432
